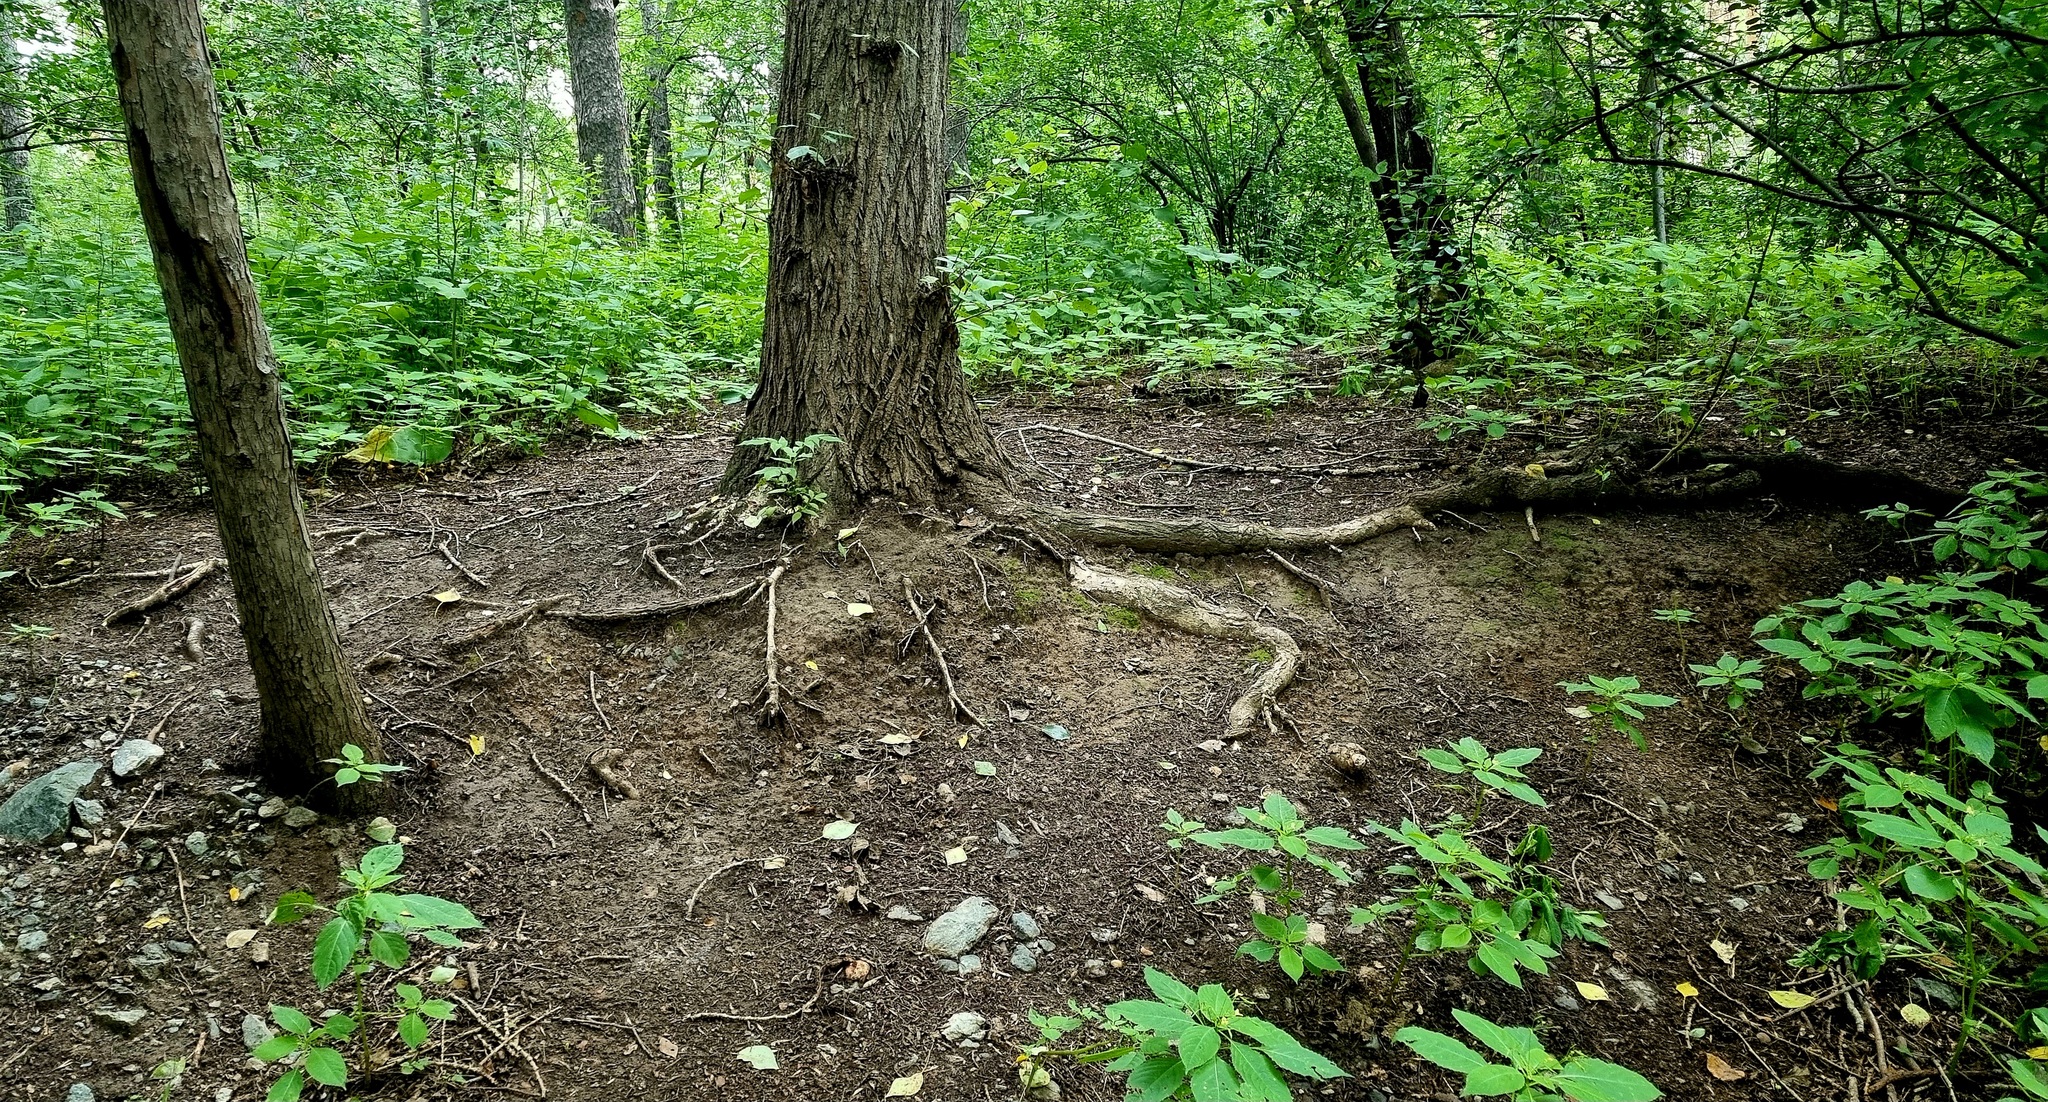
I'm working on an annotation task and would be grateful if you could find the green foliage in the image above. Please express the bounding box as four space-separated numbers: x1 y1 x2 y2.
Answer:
1020 966 1347 1101
323 743 405 789
1178 793 1363 982
1559 675 1677 751
739 433 840 528
1689 654 1764 711
1795 746 2047 1041
261 839 478 1096
1417 737 1547 822
1398 1008 1661 1101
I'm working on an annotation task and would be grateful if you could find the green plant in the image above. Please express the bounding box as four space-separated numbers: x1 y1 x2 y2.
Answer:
1158 808 1207 850
1559 675 1677 751
324 743 406 788
739 433 840 528
1690 653 1765 710
1179 793 1363 981
1795 745 2048 1043
1652 607 1696 663
1416 738 1547 823
1352 818 1605 991
1397 1008 1661 1101
1019 966 1347 1101
258 841 480 1100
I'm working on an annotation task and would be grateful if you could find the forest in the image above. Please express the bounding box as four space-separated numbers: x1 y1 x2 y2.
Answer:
0 0 2046 1100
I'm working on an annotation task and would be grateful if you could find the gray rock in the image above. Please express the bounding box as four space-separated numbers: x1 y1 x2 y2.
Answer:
241 1013 274 1050
17 929 48 952
1010 944 1041 973
885 905 924 923
923 896 999 958
92 1007 147 1034
1089 927 1120 944
957 954 983 974
0 762 100 843
282 806 319 830
993 821 1021 847
1605 967 1661 1011
1081 958 1109 979
1593 890 1627 911
183 832 209 857
1011 911 1041 939
71 798 105 826
110 740 164 778
66 1085 94 1102
256 797 289 819
942 1011 988 1044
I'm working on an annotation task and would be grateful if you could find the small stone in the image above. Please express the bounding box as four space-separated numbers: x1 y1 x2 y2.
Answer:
66 1085 95 1102
1011 911 1042 939
1606 967 1662 1011
282 806 319 829
183 832 209 857
93 1007 147 1034
1089 927 1120 945
942 1011 989 1044
71 798 106 826
1010 944 1041 973
1326 741 1371 780
993 821 1021 847
1553 989 1582 1012
923 896 1000 958
1081 958 1109 979
249 940 270 965
1593 890 1627 911
886 905 924 923
956 954 983 974
111 740 165 778
256 797 289 819
18 929 49 952
1196 739 1225 754
241 1013 274 1050
0 761 101 843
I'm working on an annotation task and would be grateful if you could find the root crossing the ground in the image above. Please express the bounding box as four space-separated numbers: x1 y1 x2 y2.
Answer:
1067 558 1299 740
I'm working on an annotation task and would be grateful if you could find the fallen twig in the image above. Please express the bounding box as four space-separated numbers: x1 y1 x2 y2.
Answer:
676 967 827 1023
684 856 780 920
1265 550 1336 605
179 617 208 662
523 743 592 827
586 748 639 800
756 561 791 729
902 576 984 727
103 558 226 626
442 595 569 652
437 535 491 589
549 581 757 624
469 472 668 537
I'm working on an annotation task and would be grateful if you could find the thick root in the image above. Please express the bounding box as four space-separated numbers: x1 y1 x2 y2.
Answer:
1037 501 1433 555
1068 559 1299 741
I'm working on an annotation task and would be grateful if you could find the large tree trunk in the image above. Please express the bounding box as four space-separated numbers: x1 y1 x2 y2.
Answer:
564 0 638 241
1289 0 1466 402
639 0 680 230
101 0 381 812
721 0 1005 508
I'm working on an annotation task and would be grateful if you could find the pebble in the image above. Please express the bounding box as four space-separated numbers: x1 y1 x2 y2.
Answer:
1010 911 1041 939
66 1085 94 1102
1010 944 1041 973
18 929 48 952
1081 958 1109 978
1593 890 1627 910
184 832 209 857
71 798 105 826
923 897 999 958
110 740 164 778
885 905 924 923
283 806 319 829
1089 927 1120 945
92 1007 147 1034
942 1011 988 1045
257 797 289 819
241 1013 274 1050
993 821 1021 847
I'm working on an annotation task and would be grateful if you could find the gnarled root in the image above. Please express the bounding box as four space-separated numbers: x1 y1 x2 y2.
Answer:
1068 559 1299 740
1035 501 1432 555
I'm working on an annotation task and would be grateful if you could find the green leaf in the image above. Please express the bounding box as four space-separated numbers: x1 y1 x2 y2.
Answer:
359 844 405 878
1554 1055 1663 1101
266 1069 304 1102
267 890 320 926
1901 863 1958 901
1143 966 1198 1008
270 1004 314 1036
1398 1026 1489 1073
1278 945 1304 981
312 916 360 989
1230 1046 1290 1102
1108 1000 1196 1036
1178 1025 1222 1069
1187 1057 1239 1102
368 929 411 968
1303 825 1364 850
1494 747 1542 767
1126 1056 1186 1102
394 894 483 929
1194 983 1232 1023
1854 812 1944 850
1190 828 1274 851
251 1037 298 1062
303 1048 348 1088
1465 1064 1529 1096
398 1012 429 1048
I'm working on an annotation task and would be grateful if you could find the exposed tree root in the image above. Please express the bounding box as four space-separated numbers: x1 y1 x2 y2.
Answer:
755 560 792 730
901 575 983 727
1068 559 1299 740
179 617 208 662
102 558 226 627
442 594 568 652
1033 500 1433 555
549 581 758 625
586 748 639 800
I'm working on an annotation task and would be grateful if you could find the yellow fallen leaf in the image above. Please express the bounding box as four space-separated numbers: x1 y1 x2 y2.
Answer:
466 733 485 756
2028 1045 2048 1060
1524 463 1547 479
1705 1053 1746 1082
1769 990 1815 1009
143 912 173 930
1575 981 1610 1002
432 590 463 606
847 602 875 617
956 734 969 748
886 1072 923 1097
1710 939 1737 964
228 886 241 902
944 846 968 865
804 660 819 671
1675 982 1698 998
1898 1003 1931 1027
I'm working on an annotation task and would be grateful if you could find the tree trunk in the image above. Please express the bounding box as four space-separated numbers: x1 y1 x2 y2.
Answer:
418 0 438 156
721 0 1006 508
0 9 31 229
640 0 680 229
564 0 638 241
101 0 381 812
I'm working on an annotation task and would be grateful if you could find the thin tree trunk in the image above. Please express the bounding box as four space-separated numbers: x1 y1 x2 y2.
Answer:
564 0 638 241
639 0 680 229
722 0 1006 508
101 0 381 811
419 0 438 157
0 9 31 229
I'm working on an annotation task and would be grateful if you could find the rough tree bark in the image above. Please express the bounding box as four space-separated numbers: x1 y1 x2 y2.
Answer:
721 0 1005 507
418 0 438 155
101 0 381 811
0 11 31 229
564 0 639 241
639 0 680 229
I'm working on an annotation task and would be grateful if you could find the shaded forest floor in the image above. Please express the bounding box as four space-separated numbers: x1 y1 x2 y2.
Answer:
3 384 2043 1102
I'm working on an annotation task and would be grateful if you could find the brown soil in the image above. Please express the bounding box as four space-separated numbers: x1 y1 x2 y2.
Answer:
2 388 2040 1102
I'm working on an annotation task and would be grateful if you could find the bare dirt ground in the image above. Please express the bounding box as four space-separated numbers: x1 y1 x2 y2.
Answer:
3 386 2041 1102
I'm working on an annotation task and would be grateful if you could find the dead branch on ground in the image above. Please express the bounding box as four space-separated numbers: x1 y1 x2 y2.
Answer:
755 560 792 729
103 558 226 626
585 747 639 800
901 576 984 727
441 595 568 652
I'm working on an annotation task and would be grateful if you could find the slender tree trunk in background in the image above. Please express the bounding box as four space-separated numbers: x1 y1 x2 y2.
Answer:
564 0 638 241
1294 0 1466 404
101 0 381 812
0 11 31 229
640 0 680 229
418 0 438 156
722 0 1005 508
942 0 970 175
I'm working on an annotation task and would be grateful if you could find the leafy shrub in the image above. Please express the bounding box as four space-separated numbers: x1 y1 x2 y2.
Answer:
1398 1008 1661 1101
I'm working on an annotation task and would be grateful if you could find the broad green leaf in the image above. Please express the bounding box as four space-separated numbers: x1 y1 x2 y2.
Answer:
1464 1064 1528 1096
303 1048 348 1088
266 1069 304 1102
359 844 404 878
368 929 411 968
1178 1025 1222 1069
251 1037 298 1062
311 916 359 989
1554 1055 1663 1101
1187 1057 1239 1102
1230 1046 1290 1102
1303 825 1364 850
1127 1056 1185 1102
1109 1000 1196 1035
1190 828 1274 851
394 894 482 929
270 1004 313 1035
398 1012 429 1048
1143 966 1198 1008
1397 1026 1489 1073
1854 812 1943 850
